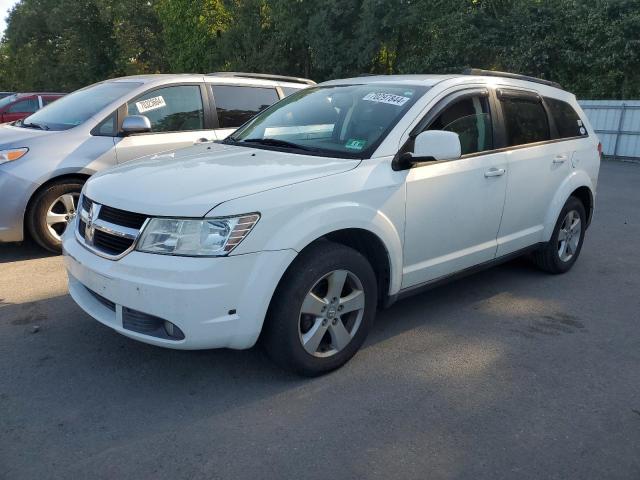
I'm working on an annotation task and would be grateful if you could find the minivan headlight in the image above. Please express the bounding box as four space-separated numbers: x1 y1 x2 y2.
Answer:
0 147 28 165
136 214 260 256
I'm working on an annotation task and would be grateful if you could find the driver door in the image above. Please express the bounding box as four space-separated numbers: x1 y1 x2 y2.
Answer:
402 89 508 289
114 84 218 163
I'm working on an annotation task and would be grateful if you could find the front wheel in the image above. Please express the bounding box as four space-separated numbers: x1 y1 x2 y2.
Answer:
532 196 586 274
27 179 84 253
262 241 378 376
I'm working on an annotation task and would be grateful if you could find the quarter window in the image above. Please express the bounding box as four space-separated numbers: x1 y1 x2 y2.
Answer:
545 97 587 138
427 95 494 155
94 112 117 136
500 96 550 146
8 98 38 113
212 85 279 128
281 87 302 97
127 85 204 133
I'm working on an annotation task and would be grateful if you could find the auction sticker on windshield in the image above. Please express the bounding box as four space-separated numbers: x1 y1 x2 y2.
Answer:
363 92 410 106
345 139 366 150
136 96 166 114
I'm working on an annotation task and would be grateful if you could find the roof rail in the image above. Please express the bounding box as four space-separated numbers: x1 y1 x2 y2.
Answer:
462 68 562 90
207 72 316 86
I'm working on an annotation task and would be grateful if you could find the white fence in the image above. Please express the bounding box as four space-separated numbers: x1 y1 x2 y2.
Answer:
579 100 640 160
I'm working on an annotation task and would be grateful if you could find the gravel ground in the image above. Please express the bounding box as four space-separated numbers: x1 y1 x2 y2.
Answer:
1 159 639 479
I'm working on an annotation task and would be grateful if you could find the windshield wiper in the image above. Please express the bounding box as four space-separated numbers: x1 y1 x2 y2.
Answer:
241 138 316 151
21 121 49 131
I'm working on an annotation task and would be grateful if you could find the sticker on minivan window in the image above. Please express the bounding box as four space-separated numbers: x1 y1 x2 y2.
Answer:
136 96 166 114
362 92 410 106
345 139 367 150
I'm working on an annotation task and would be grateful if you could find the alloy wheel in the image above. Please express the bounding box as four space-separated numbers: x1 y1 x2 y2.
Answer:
558 209 582 262
46 193 79 241
298 269 366 358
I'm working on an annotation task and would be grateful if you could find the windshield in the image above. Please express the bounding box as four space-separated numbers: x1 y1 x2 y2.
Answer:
228 84 428 158
19 81 142 131
0 94 17 110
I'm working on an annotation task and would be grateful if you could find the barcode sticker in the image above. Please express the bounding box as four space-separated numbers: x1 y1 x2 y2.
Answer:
362 92 410 106
136 96 166 113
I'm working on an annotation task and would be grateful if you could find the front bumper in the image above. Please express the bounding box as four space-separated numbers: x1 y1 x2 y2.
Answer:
0 169 35 242
63 228 297 350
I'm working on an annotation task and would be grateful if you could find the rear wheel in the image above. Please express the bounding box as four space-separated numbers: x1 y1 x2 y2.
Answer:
532 196 586 274
27 179 84 253
263 241 378 376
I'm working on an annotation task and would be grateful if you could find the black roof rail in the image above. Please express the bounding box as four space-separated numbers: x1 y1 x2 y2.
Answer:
462 68 562 90
207 72 316 86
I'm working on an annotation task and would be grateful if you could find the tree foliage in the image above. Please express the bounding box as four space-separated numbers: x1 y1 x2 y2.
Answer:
0 0 638 98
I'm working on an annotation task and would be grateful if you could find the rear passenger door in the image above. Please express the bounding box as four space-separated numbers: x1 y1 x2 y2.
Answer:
209 84 280 139
495 89 574 256
114 84 217 163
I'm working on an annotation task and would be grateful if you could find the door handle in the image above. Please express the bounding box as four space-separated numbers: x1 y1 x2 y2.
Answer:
484 168 506 178
553 154 569 164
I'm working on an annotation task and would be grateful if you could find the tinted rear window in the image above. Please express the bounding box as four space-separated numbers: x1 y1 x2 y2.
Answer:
545 97 588 138
211 85 279 128
501 96 550 146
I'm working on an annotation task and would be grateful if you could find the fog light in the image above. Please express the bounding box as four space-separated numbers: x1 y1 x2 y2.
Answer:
164 320 185 340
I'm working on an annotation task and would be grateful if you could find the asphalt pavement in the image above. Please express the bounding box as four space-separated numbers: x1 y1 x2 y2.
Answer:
1 160 639 479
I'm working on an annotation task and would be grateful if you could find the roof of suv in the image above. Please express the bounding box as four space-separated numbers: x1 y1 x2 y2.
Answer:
322 71 566 94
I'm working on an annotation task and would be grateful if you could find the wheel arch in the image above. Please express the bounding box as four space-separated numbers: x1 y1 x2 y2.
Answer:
24 172 91 238
318 228 392 308
542 170 595 241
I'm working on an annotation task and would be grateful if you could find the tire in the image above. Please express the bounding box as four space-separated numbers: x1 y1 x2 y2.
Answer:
27 179 84 253
262 241 378 376
532 196 586 274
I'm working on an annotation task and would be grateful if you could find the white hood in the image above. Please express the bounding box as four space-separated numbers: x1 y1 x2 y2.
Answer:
85 143 361 216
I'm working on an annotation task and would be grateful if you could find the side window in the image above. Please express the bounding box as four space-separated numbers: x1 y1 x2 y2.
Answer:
42 96 61 107
500 96 550 146
93 112 117 137
545 97 587 138
8 98 39 113
211 85 279 128
426 95 493 155
127 85 204 133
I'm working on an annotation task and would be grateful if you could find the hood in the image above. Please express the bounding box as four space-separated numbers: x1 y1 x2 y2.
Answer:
85 143 361 216
0 123 57 147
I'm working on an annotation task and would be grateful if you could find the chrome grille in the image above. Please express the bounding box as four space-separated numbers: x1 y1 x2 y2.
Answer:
76 195 148 259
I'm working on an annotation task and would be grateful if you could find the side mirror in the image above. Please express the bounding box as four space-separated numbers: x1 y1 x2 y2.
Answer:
393 130 462 170
122 115 151 135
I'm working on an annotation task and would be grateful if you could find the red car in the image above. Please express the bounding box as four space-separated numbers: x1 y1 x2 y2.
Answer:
0 92 65 123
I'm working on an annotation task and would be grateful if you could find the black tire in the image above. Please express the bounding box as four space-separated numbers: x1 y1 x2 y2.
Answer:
26 179 84 253
262 241 378 376
532 196 586 274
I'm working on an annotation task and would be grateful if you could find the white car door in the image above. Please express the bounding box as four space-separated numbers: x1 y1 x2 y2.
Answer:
402 89 508 288
115 84 218 163
494 90 574 256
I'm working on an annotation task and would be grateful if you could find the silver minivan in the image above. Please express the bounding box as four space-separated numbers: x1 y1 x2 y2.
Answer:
0 73 313 252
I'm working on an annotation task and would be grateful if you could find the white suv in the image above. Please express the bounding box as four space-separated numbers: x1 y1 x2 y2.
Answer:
63 70 601 376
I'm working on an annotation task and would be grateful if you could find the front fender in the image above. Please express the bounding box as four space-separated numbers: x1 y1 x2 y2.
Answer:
542 170 595 241
264 202 404 295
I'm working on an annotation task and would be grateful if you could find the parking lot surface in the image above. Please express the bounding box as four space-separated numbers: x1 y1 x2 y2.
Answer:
1 160 639 479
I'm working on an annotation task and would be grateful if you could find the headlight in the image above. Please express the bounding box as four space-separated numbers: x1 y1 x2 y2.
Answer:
0 147 28 165
136 213 260 256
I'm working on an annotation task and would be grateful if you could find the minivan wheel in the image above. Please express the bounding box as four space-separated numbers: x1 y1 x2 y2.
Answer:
263 241 378 376
27 179 84 253
532 196 586 274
